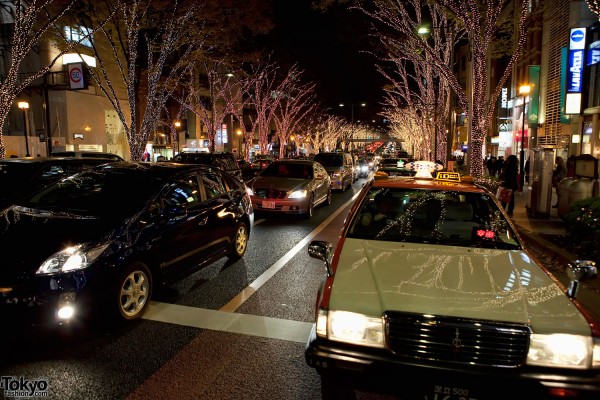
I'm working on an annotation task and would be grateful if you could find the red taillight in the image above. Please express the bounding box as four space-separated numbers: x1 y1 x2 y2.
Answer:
547 388 580 398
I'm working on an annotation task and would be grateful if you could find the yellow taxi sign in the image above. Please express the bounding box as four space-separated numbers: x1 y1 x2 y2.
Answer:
435 171 461 183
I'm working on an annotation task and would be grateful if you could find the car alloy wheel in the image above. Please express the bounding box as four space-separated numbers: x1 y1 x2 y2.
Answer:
229 222 249 260
118 263 152 320
305 194 315 219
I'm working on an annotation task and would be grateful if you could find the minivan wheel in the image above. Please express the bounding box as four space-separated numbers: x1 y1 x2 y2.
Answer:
228 222 249 260
115 263 152 321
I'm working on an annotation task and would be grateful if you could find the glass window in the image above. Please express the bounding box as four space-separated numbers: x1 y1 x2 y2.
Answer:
200 172 226 200
347 187 520 250
164 176 201 208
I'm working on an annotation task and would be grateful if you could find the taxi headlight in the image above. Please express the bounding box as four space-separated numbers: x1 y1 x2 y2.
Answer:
527 334 594 369
288 190 307 199
36 243 110 275
321 310 384 348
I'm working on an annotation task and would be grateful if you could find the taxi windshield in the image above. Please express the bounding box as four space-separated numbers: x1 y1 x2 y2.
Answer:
347 187 520 250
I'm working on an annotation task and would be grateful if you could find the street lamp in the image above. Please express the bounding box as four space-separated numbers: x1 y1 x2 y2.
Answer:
518 84 531 192
236 129 242 158
18 101 31 157
339 102 366 151
173 120 182 154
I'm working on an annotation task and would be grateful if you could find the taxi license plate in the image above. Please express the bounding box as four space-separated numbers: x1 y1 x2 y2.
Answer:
426 385 477 400
262 201 276 209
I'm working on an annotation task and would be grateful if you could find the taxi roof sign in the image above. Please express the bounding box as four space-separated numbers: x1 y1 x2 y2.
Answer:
435 171 461 183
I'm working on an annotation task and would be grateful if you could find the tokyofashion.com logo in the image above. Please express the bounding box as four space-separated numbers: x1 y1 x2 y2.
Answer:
1 376 49 398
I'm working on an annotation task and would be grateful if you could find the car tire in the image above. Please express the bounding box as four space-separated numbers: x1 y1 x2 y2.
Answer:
305 194 315 219
228 222 249 260
115 262 152 321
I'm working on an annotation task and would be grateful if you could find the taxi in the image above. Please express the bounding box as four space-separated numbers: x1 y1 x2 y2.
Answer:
306 168 600 399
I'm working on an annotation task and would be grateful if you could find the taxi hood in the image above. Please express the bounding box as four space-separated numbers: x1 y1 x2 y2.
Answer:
329 239 590 335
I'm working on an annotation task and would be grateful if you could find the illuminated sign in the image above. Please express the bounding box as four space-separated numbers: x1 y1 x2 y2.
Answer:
565 93 582 115
569 28 587 50
501 88 508 108
567 50 584 93
435 172 461 183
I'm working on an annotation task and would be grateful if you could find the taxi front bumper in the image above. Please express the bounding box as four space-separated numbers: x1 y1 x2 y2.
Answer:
305 324 600 399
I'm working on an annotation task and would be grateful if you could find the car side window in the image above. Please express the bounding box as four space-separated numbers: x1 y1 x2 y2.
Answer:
200 171 226 200
221 172 243 193
164 176 201 209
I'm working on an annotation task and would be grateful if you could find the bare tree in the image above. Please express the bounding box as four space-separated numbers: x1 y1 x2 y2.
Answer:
0 0 117 158
80 0 199 160
272 65 316 159
586 0 600 17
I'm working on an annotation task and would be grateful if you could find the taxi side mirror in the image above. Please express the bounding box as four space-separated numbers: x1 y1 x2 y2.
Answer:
566 260 597 299
308 240 334 276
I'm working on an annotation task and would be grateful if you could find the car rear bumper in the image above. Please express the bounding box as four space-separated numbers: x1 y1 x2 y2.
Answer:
250 196 309 214
305 325 600 399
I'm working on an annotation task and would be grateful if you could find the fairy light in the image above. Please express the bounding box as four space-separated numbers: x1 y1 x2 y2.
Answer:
586 1 600 16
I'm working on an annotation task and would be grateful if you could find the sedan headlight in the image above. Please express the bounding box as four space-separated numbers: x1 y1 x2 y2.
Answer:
527 334 596 369
288 189 307 199
317 309 384 348
36 243 110 275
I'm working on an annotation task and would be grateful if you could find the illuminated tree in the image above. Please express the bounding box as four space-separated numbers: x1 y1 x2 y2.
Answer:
0 0 117 158
586 0 600 17
78 0 199 160
245 60 283 158
362 0 458 164
184 58 249 153
272 65 317 159
362 0 529 177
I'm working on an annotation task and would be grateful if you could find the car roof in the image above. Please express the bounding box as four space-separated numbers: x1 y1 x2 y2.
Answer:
370 175 488 194
271 159 314 165
0 156 115 164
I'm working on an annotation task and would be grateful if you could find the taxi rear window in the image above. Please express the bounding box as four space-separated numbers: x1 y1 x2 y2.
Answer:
347 187 520 250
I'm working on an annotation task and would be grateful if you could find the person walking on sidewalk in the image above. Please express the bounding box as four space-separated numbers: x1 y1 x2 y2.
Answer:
499 155 519 216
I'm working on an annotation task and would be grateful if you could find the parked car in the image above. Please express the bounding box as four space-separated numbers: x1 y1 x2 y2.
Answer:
51 151 124 161
0 162 253 326
0 156 117 210
248 159 331 218
313 152 355 191
306 171 599 398
173 151 243 182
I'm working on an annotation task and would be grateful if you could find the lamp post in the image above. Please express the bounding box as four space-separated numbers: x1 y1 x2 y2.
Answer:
173 120 181 155
18 101 31 157
518 85 531 192
236 129 242 158
339 102 366 151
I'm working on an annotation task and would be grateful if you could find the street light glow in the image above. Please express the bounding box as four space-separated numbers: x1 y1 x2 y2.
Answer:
18 101 29 109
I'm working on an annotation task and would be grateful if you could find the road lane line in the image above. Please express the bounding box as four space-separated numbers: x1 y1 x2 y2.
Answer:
220 191 361 313
143 302 313 343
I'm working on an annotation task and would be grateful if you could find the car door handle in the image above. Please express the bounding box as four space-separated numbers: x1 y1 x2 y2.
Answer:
198 216 208 226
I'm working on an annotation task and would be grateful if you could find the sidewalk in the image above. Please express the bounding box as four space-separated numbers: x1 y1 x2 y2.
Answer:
510 186 600 321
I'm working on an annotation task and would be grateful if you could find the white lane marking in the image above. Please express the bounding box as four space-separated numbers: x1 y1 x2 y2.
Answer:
253 218 266 226
219 191 361 313
143 301 313 343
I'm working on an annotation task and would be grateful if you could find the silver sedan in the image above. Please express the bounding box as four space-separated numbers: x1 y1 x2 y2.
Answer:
248 159 332 218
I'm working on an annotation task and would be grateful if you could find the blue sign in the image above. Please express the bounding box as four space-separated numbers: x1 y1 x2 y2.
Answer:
567 50 585 93
588 49 600 66
569 28 587 50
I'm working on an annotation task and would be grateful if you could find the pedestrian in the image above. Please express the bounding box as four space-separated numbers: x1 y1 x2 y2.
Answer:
566 155 576 177
552 156 566 188
524 157 530 184
498 155 518 216
487 156 496 177
494 156 504 178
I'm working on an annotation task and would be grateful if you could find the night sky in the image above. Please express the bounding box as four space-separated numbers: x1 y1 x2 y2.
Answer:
267 0 386 121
